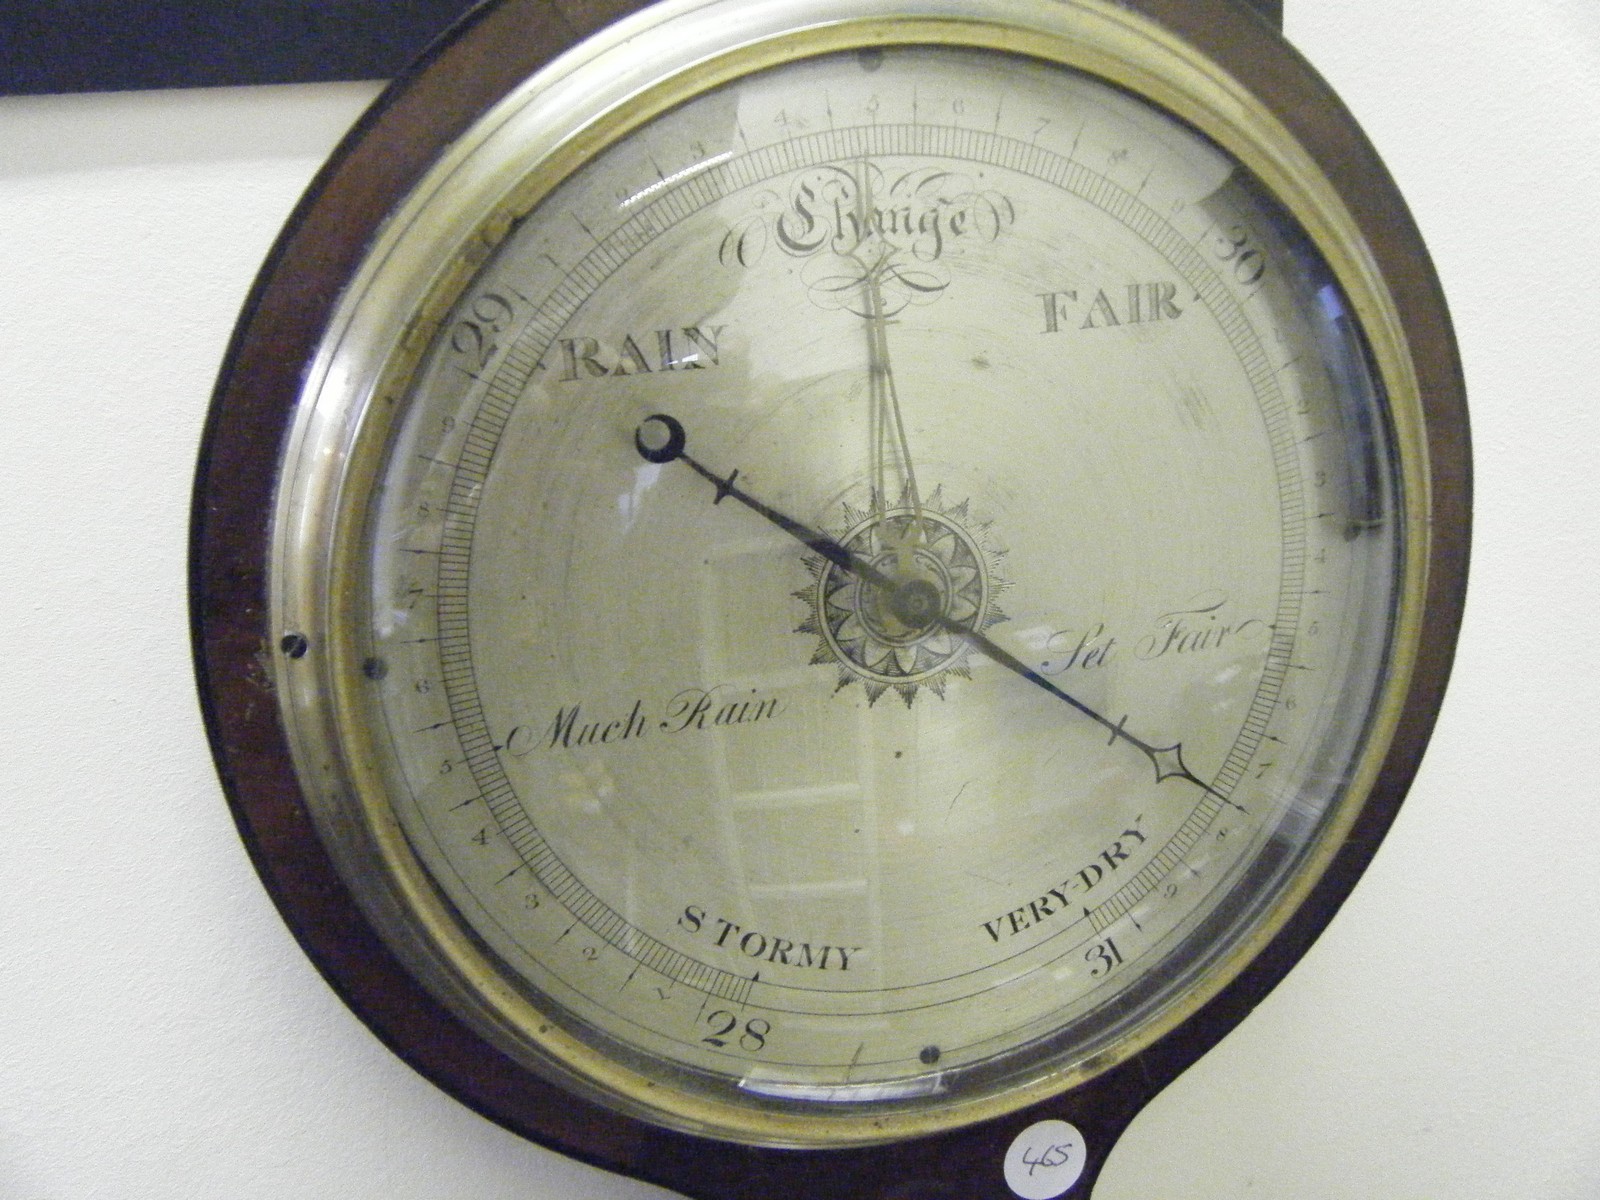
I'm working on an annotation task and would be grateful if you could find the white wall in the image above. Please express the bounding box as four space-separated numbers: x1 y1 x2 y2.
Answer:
2 2 1594 1196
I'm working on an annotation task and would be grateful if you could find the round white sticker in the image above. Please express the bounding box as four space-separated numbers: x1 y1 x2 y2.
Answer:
1003 1119 1088 1200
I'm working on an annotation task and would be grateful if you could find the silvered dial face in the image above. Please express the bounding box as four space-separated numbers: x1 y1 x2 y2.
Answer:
292 29 1405 1143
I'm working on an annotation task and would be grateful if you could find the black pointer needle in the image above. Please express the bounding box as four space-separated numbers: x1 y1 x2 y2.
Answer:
635 414 1237 806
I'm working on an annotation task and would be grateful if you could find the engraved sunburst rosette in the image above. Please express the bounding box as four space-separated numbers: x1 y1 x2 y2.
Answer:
798 487 1009 704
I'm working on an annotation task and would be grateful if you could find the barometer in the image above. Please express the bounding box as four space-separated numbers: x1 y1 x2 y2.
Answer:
191 0 1469 1195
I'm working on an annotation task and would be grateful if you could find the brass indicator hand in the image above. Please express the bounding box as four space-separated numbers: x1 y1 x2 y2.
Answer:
635 414 1233 805
864 268 923 576
853 161 927 577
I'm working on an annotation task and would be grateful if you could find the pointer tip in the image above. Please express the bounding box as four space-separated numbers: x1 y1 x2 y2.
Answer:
635 414 685 464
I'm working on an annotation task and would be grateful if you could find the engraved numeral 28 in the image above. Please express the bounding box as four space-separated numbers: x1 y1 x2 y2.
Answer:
702 1011 771 1052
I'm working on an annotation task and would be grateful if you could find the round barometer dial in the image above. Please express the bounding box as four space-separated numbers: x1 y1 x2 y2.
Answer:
192 0 1468 1195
